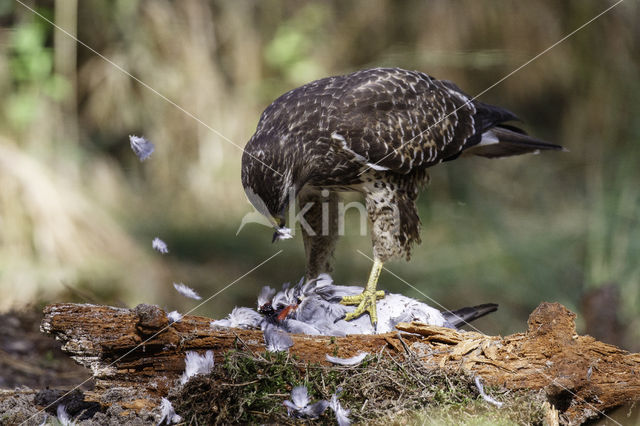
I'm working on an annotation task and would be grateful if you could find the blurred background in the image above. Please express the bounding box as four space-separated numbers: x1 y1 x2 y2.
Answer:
0 0 638 350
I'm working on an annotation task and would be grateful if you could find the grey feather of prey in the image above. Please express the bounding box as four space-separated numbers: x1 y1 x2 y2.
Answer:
173 282 202 300
152 237 169 254
263 324 294 352
157 397 182 425
329 392 351 426
210 307 263 329
474 376 503 408
129 135 155 161
167 311 183 324
273 226 293 242
180 350 214 385
325 352 368 366
283 386 330 419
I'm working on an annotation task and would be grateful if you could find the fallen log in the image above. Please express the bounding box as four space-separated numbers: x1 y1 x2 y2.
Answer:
40 302 640 424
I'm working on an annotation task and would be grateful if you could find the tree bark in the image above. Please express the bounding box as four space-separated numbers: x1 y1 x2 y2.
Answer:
41 302 640 424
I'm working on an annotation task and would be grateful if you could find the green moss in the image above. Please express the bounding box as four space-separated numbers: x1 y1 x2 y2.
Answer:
172 349 546 425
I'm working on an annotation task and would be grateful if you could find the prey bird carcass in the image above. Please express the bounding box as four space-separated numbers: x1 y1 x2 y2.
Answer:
211 274 497 336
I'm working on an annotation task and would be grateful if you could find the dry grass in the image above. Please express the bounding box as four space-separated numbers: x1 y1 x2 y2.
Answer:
0 137 167 309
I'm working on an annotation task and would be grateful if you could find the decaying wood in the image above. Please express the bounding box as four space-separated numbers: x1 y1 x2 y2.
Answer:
41 302 640 424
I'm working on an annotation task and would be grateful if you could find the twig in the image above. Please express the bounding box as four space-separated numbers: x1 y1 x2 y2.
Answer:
231 330 265 361
396 332 413 357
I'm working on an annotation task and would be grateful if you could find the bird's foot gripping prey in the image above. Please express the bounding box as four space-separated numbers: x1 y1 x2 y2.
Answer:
241 67 564 329
339 258 386 325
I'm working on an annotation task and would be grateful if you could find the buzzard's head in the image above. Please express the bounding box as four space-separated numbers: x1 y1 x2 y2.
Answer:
241 140 303 242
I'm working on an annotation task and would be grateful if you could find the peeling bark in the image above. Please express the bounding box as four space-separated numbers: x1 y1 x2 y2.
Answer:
41 302 640 425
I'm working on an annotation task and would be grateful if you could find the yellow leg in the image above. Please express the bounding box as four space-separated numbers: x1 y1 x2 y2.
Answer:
340 258 386 326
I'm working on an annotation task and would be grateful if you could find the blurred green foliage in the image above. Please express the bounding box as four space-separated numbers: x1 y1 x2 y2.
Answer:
7 17 69 129
0 0 638 349
264 3 326 83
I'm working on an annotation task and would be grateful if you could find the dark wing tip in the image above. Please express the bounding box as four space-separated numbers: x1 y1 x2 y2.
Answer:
443 303 499 328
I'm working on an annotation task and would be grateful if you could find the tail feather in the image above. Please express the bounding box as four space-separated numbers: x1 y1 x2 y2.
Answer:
463 126 565 158
443 303 498 329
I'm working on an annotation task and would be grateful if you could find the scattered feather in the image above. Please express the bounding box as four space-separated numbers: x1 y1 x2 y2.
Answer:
258 286 276 308
180 350 214 384
129 135 155 161
282 318 322 335
283 385 330 419
325 352 368 366
289 385 310 408
271 286 297 311
157 397 182 425
475 376 503 408
315 273 333 287
210 307 263 329
273 226 293 241
173 282 202 300
329 392 351 426
56 405 76 426
152 237 169 254
167 310 183 324
263 324 293 352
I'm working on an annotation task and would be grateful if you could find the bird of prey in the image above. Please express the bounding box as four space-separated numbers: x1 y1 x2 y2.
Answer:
241 67 563 327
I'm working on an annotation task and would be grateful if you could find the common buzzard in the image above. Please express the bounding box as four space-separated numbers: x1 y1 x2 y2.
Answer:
241 67 563 326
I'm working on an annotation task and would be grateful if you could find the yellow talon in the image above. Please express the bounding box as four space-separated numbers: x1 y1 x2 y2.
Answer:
340 258 385 326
